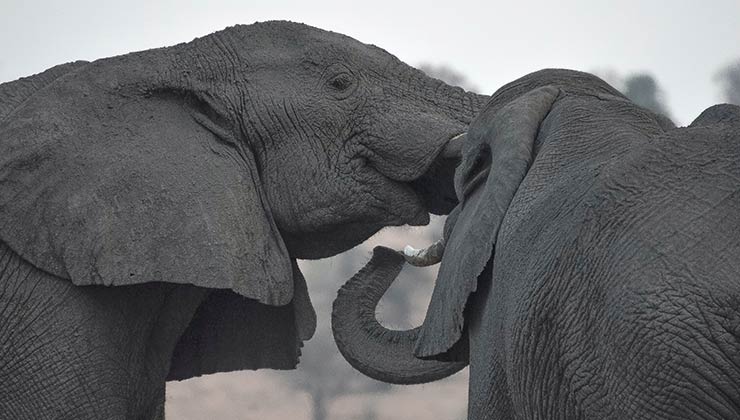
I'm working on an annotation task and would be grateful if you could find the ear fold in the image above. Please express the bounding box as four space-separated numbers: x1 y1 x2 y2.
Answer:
0 81 294 306
168 260 316 380
414 86 561 359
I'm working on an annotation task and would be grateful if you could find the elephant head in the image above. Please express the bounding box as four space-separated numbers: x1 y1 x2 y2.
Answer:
0 21 486 380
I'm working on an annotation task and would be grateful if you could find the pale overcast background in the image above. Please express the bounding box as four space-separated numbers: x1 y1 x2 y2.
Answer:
2 0 740 124
2 1 740 419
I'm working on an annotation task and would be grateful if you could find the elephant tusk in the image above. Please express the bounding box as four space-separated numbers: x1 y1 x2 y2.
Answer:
441 132 467 159
402 238 445 267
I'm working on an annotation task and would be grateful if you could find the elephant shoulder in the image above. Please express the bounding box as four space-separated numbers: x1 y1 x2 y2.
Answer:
0 61 89 122
690 104 740 127
488 69 625 109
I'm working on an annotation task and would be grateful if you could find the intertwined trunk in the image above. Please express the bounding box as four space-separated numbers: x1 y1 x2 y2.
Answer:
331 246 466 384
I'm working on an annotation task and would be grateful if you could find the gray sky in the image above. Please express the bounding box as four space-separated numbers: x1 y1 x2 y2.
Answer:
1 0 739 125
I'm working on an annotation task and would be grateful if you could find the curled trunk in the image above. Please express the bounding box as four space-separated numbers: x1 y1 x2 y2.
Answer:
331 246 466 385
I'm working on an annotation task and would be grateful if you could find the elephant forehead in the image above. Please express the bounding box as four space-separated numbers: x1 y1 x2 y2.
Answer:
211 21 392 67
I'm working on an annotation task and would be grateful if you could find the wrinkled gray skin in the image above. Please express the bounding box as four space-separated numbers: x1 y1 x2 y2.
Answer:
0 22 486 419
333 69 740 419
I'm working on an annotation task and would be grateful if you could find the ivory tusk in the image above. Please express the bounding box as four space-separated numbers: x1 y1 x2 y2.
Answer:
402 238 446 267
441 132 467 159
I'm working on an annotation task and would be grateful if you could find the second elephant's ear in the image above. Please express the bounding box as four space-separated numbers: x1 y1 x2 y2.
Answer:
0 83 294 306
414 86 561 359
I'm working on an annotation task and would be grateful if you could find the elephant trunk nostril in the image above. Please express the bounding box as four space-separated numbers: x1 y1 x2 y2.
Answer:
403 238 445 267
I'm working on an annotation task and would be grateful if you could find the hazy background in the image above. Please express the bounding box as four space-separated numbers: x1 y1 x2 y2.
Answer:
3 0 740 123
2 1 740 419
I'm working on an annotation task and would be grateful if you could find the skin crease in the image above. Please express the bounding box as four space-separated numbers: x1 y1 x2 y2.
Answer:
0 22 486 419
332 69 740 419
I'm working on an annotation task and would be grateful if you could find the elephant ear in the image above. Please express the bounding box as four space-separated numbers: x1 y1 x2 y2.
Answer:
0 77 294 306
414 86 561 359
168 260 316 380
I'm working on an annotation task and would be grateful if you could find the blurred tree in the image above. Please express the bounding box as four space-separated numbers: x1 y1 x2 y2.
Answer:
622 73 671 117
716 59 740 105
593 69 672 118
359 404 378 420
294 331 390 420
417 63 479 92
287 252 392 420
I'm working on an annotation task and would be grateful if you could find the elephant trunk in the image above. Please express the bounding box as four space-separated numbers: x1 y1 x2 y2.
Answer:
331 246 466 385
430 75 488 123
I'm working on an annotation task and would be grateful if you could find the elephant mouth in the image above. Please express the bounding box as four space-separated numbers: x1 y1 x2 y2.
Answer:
282 133 465 260
400 132 467 266
407 132 465 216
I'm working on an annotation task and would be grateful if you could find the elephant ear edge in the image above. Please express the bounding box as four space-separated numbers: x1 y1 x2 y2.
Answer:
0 66 295 307
414 86 561 359
168 260 316 380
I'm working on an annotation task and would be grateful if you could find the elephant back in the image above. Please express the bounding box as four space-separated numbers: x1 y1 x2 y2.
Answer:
690 104 740 127
0 61 88 122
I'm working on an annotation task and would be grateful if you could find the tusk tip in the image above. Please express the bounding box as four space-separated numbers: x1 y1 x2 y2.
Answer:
403 245 419 257
450 132 466 141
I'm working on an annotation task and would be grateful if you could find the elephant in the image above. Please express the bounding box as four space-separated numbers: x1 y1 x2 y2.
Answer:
332 68 740 419
0 21 487 418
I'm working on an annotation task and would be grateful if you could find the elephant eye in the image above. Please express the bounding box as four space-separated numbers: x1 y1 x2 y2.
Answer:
327 72 357 99
329 73 352 90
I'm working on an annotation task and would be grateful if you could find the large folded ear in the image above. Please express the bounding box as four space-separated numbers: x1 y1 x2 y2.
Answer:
414 86 561 358
168 260 316 380
0 81 294 306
